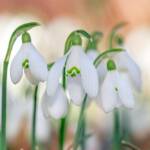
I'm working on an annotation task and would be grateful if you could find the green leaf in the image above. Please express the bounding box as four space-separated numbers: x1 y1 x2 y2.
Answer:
5 22 40 62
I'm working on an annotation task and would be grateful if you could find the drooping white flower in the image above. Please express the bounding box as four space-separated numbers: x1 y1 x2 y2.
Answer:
88 50 142 92
42 86 68 119
46 45 99 106
10 33 48 85
98 59 135 112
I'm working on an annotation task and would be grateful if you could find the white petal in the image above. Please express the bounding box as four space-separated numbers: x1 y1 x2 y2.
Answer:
114 51 142 91
10 47 27 84
87 50 99 61
24 69 39 85
100 71 119 112
97 59 108 85
117 73 135 108
41 91 55 118
80 50 99 97
27 43 48 82
49 87 68 119
47 56 66 96
66 45 83 69
67 76 85 105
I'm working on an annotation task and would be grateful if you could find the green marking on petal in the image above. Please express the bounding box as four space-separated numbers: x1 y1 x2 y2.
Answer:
67 66 80 77
107 59 116 71
22 59 29 69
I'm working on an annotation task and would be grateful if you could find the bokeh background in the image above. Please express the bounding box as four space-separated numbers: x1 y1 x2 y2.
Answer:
0 0 150 149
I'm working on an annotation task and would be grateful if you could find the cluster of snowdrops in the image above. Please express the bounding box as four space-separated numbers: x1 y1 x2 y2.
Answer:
0 22 142 150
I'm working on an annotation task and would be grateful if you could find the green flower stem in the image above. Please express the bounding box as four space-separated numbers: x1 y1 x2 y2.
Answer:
108 23 126 150
59 117 68 150
32 85 38 150
74 94 88 150
113 109 121 150
58 30 91 150
0 22 39 150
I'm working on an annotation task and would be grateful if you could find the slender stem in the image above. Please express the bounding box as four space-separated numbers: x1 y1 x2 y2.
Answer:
113 109 121 150
0 22 39 150
32 85 38 150
1 61 8 150
74 94 88 150
80 116 86 150
59 117 67 150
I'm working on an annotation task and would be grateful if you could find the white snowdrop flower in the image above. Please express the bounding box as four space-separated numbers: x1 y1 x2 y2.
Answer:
99 59 135 112
42 86 68 119
47 45 99 106
96 51 142 92
10 32 48 85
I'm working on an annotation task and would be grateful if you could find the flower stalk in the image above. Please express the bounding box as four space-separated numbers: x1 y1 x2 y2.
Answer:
32 85 38 150
108 22 126 150
0 22 39 150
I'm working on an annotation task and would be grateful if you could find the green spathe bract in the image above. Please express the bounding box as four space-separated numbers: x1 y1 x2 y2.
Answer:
1 22 39 150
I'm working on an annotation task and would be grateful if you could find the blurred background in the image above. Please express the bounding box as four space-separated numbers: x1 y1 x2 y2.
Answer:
0 0 150 149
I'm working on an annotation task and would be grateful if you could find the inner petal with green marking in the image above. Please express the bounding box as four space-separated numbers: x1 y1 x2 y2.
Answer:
22 59 29 69
67 66 80 77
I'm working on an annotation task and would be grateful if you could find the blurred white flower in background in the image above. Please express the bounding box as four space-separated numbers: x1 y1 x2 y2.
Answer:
7 99 51 143
124 27 150 98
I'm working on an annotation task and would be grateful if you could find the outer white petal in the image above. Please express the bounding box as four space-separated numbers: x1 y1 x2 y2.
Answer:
42 91 55 118
49 87 68 119
27 43 48 82
67 76 85 106
66 45 83 69
80 50 99 97
10 47 27 84
114 51 142 91
47 56 66 96
24 69 39 85
97 59 108 85
87 50 99 61
117 73 135 108
100 71 119 112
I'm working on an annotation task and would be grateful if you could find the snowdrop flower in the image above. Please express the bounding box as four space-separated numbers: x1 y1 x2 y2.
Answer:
46 45 99 106
42 86 68 119
88 50 142 92
10 32 48 85
99 59 135 112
